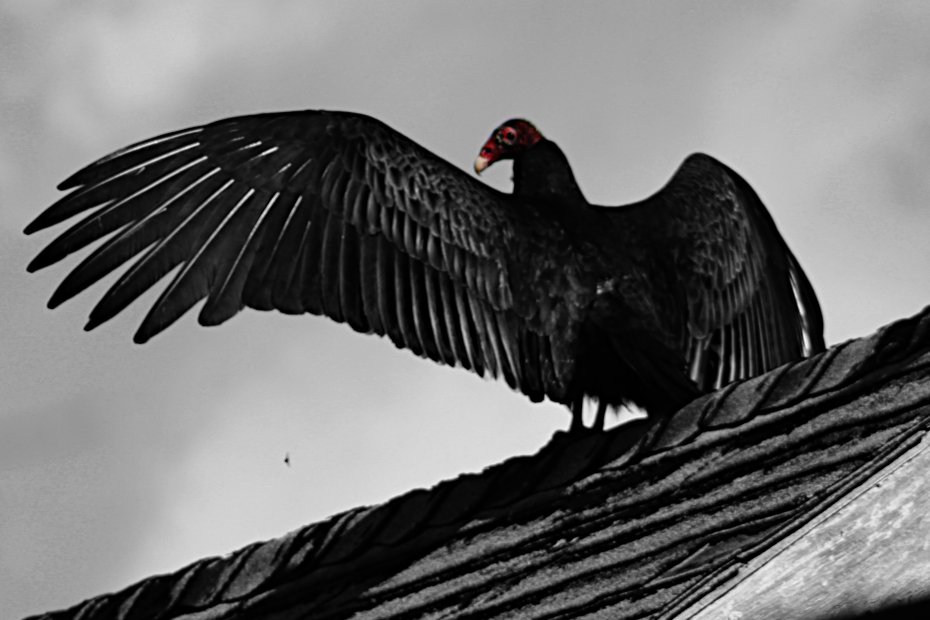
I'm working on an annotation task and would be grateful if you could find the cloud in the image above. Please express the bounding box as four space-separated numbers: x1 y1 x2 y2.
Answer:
29 1 336 146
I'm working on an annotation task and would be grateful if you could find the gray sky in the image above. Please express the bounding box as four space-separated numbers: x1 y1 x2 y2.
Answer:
3 2 930 617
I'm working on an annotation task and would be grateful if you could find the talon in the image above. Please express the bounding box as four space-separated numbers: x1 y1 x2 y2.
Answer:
569 396 585 433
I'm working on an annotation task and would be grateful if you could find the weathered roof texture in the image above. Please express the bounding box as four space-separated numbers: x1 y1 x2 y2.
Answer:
26 305 930 620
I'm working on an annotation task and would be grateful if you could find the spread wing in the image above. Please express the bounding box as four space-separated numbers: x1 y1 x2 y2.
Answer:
649 153 825 391
24 110 575 403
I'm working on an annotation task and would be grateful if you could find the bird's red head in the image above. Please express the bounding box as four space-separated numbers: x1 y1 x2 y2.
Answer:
474 119 543 174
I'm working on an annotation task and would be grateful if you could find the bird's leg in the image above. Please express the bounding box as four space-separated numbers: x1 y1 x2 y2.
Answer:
593 401 607 432
569 396 585 433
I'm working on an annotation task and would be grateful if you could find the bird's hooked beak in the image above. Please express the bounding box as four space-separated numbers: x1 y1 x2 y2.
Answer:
474 140 497 175
474 155 491 175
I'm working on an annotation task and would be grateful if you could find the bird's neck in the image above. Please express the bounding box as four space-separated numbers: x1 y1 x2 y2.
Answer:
512 140 587 205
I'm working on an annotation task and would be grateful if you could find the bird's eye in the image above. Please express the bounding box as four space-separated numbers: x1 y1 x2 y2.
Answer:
502 129 517 145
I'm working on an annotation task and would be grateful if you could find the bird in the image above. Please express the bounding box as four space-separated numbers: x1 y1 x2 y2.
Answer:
24 110 825 432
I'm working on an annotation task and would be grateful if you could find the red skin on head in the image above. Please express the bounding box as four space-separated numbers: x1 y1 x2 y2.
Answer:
475 119 543 174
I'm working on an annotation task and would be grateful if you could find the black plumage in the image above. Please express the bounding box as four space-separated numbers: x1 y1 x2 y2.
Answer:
25 110 825 430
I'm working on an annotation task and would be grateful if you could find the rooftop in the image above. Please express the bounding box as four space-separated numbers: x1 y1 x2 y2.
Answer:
26 304 930 620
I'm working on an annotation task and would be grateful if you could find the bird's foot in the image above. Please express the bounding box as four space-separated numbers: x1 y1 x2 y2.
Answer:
567 398 608 434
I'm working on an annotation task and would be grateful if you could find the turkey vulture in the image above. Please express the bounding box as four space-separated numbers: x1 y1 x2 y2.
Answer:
24 111 824 431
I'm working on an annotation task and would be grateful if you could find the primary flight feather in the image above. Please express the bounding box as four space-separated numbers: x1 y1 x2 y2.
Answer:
25 110 825 430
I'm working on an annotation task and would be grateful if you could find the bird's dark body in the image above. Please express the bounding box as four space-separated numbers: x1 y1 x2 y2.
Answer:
25 110 825 427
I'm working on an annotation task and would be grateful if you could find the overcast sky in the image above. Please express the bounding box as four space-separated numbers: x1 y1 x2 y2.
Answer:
3 2 930 617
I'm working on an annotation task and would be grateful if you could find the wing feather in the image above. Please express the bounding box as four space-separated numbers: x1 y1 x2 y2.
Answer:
453 279 482 375
200 190 280 325
519 330 543 399
267 193 313 314
392 250 420 355
241 190 303 311
468 296 496 377
407 254 439 362
337 216 367 333
294 194 329 316
539 336 559 399
356 227 384 335
319 199 345 320
375 234 404 349
496 312 522 389
436 270 467 369
481 302 506 383
423 259 455 366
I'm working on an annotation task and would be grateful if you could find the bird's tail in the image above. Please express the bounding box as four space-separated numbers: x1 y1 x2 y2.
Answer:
599 330 701 419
